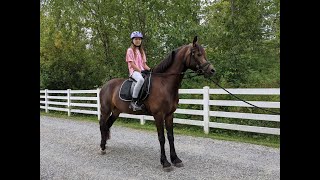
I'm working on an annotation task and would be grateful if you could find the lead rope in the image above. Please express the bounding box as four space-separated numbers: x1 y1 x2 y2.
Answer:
181 70 280 115
207 77 280 115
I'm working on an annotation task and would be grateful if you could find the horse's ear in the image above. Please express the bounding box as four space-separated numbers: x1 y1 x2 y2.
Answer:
171 50 176 59
193 36 198 46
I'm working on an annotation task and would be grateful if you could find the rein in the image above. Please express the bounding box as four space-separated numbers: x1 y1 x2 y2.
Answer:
149 72 184 76
147 70 201 78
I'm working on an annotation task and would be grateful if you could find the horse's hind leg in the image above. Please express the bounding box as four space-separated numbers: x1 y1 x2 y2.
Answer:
99 107 111 154
99 108 120 154
105 109 120 141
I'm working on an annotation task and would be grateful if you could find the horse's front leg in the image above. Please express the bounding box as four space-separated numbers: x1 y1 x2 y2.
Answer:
165 114 183 167
154 114 172 171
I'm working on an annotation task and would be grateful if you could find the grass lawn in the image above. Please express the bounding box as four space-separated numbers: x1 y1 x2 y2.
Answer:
40 111 279 148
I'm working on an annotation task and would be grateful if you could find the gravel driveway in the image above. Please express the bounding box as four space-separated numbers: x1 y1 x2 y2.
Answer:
40 116 280 180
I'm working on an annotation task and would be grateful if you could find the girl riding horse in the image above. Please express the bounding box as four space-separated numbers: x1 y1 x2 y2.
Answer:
99 36 215 171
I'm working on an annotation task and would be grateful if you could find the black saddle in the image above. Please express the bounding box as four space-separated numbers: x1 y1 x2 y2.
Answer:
119 73 152 102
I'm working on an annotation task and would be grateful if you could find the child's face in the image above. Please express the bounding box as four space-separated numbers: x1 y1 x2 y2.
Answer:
133 37 142 46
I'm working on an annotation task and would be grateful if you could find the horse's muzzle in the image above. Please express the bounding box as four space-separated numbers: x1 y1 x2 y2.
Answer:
210 69 216 76
203 66 215 78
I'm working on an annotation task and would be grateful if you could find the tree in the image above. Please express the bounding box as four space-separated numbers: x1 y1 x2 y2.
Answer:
201 0 279 87
40 0 279 89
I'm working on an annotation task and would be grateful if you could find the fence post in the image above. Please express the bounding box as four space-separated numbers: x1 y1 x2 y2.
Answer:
140 115 145 125
203 86 210 134
97 88 101 120
67 89 71 116
45 89 48 113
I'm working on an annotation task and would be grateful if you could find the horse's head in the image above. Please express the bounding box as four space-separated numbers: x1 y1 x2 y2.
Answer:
187 36 216 77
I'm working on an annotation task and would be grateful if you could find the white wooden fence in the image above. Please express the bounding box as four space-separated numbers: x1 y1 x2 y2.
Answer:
40 87 280 135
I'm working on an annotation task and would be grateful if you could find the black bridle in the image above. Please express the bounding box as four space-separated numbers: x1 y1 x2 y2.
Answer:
149 46 212 77
185 46 212 75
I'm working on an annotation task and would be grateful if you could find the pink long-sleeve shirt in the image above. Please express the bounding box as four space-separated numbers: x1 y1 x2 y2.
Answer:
126 47 146 76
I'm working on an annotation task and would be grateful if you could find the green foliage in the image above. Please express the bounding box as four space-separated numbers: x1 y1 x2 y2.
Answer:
40 0 279 90
201 0 279 88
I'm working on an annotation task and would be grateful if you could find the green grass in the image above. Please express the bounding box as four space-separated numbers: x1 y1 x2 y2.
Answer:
40 111 279 148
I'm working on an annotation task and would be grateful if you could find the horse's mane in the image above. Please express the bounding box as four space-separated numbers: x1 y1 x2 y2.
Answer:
152 46 185 73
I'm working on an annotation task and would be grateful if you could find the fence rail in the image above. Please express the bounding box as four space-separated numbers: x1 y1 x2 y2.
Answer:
40 87 280 135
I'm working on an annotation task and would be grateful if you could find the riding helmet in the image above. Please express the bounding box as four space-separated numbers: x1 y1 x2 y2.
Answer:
130 31 143 39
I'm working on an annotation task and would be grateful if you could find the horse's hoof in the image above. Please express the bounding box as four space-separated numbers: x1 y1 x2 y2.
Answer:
173 162 184 167
172 158 183 167
100 149 106 155
163 166 173 172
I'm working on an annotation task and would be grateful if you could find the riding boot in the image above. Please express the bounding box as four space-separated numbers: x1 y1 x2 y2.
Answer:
130 98 143 111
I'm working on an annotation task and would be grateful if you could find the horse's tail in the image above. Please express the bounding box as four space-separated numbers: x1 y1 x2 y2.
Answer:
100 79 117 106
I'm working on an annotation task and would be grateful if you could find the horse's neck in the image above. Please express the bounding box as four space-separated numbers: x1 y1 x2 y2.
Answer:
162 47 188 91
163 72 184 92
166 46 189 74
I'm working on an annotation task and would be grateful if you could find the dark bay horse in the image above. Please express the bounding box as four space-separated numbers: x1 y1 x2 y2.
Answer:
99 36 215 171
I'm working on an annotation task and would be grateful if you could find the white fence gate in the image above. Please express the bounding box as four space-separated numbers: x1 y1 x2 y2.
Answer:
40 87 280 135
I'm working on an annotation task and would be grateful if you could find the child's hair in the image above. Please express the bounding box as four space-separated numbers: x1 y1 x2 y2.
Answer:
130 43 146 61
